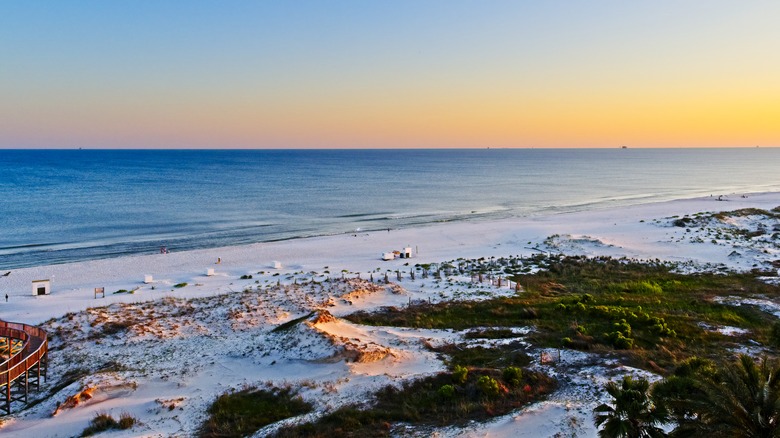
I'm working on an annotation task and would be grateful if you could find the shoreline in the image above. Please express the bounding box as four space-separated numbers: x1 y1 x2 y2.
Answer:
3 185 775 271
3 191 779 325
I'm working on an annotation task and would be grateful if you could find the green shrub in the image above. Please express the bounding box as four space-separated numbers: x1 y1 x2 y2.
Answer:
438 384 455 399
452 365 468 384
607 331 634 349
502 367 523 387
606 319 634 349
651 320 676 337
476 376 500 397
174 282 187 288
612 319 632 337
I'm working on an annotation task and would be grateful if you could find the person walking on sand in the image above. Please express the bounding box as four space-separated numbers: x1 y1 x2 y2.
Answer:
5 294 7 302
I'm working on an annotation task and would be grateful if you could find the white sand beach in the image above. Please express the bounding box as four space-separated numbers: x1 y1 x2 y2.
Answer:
1 192 779 437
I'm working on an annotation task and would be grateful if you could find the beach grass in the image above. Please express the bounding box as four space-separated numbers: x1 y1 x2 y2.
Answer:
200 387 312 438
80 412 137 436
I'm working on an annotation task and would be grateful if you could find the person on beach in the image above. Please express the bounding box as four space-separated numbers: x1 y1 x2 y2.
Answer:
4 294 7 302
217 257 221 264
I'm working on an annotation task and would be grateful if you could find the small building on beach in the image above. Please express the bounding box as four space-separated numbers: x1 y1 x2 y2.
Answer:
32 279 51 296
382 246 414 261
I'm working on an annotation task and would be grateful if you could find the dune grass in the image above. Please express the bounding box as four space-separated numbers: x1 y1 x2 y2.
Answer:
81 412 137 436
200 387 312 438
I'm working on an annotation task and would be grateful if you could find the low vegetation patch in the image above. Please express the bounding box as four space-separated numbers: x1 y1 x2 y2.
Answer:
101 320 134 336
348 255 780 372
200 387 312 438
81 412 137 436
274 367 555 437
431 342 531 369
463 328 519 339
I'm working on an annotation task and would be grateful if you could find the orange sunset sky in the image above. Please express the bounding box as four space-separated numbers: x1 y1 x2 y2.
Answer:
1 1 778 149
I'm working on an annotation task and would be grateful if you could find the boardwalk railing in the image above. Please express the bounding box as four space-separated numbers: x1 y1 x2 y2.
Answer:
0 319 48 415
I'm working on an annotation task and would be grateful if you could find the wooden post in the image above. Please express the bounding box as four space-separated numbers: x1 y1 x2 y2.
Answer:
5 371 10 415
36 356 42 389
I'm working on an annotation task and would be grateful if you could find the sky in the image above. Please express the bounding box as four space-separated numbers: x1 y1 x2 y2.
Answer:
1 1 779 149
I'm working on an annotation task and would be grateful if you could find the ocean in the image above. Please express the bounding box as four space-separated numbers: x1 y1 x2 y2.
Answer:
1 148 779 269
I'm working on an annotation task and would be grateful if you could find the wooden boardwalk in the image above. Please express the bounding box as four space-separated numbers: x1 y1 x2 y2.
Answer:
0 319 48 416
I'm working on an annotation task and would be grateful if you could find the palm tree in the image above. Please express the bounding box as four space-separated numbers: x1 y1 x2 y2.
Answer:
672 354 780 437
652 356 718 429
594 375 669 438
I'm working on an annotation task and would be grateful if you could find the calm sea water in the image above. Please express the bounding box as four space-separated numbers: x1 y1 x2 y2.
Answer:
1 148 779 269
